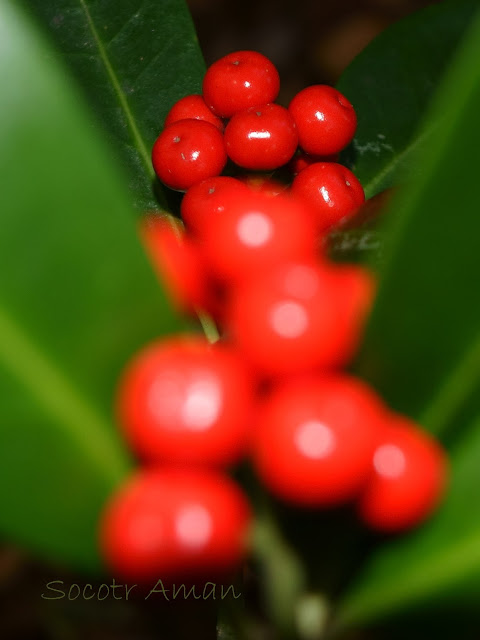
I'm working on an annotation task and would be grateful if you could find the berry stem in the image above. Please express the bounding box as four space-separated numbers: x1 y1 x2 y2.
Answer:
251 494 307 636
195 308 220 343
295 592 331 640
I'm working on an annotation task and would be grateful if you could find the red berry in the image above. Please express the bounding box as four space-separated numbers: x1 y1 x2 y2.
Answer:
288 85 357 156
100 467 251 581
117 336 254 467
238 175 288 197
200 191 318 286
164 94 224 131
181 176 249 238
202 51 280 118
292 162 365 233
320 264 376 367
289 150 340 177
152 119 226 191
224 104 298 170
358 416 448 532
227 260 366 377
140 216 210 312
252 375 386 506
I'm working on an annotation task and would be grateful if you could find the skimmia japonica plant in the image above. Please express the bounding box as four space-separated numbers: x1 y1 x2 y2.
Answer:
2 0 480 638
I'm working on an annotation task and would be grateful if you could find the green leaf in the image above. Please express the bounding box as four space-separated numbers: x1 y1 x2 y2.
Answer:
337 0 478 199
26 0 206 212
0 0 181 571
335 417 480 630
333 7 480 629
354 4 480 439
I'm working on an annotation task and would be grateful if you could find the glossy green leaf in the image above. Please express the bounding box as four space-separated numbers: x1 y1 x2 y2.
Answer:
337 0 478 199
353 1 480 437
0 0 181 571
26 0 205 212
333 7 480 629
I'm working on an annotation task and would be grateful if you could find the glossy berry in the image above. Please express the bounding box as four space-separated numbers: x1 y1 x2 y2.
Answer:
117 336 254 467
100 467 251 581
202 50 280 118
181 176 249 238
164 94 224 131
292 162 365 233
200 191 318 286
140 216 210 312
288 85 357 156
227 260 368 376
224 104 298 170
252 375 386 506
358 416 448 532
289 150 340 177
152 119 226 191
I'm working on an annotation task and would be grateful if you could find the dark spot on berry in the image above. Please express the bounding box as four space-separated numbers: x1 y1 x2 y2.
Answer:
173 136 180 143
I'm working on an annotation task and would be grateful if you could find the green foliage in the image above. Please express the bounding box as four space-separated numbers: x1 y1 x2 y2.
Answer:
336 418 480 630
355 7 480 439
330 1 477 266
26 0 206 212
337 0 478 199
335 6 480 630
3 0 480 635
0 0 182 571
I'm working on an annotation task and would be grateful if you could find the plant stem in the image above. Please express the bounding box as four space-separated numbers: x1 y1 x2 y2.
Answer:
196 309 220 343
251 494 306 637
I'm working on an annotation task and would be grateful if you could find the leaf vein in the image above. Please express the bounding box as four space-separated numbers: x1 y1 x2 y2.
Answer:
363 123 436 199
77 0 154 180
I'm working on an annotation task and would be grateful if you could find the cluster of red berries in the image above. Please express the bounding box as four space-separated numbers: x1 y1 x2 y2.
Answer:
99 51 448 584
152 49 365 234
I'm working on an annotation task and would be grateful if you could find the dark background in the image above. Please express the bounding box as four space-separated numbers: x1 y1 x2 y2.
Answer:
187 0 441 100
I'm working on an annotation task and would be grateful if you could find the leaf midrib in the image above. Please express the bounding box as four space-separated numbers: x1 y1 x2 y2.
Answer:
0 306 129 481
77 0 220 343
362 122 437 199
78 0 155 181
420 331 480 435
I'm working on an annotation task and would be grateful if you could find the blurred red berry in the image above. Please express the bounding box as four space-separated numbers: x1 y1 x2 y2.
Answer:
288 85 357 156
202 50 280 118
320 263 376 367
200 191 318 286
117 336 254 467
224 104 298 170
152 119 226 191
100 467 251 581
140 216 210 312
252 375 386 506
227 260 368 376
180 176 249 238
358 416 448 532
